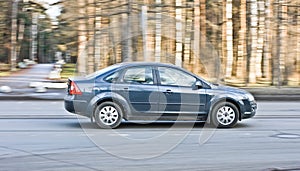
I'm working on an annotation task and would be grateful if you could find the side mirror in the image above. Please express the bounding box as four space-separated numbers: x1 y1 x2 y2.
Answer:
194 81 203 90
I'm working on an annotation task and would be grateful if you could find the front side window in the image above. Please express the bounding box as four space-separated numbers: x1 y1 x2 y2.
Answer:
123 66 154 85
158 67 196 87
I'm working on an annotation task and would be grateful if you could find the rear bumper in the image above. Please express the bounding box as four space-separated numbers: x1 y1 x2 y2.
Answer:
64 95 89 117
64 96 75 113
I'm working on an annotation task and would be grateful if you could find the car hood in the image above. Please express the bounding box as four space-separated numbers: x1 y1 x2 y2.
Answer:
211 84 249 95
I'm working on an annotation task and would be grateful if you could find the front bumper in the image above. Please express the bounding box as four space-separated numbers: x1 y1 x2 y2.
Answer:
241 100 257 119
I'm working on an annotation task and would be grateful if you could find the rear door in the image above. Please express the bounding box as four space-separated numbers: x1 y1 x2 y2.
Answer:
118 66 160 115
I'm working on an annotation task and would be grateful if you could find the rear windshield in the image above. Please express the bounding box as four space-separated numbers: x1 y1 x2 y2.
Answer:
85 64 121 79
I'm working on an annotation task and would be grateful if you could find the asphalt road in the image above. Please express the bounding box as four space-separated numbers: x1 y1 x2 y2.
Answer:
0 101 300 171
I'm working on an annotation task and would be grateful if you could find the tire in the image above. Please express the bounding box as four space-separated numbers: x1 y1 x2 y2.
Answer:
94 101 123 129
211 102 239 128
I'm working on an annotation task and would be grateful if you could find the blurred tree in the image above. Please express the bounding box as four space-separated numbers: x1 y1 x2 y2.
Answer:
0 1 11 64
154 0 162 62
77 0 88 75
183 1 193 71
248 0 258 83
262 0 273 80
273 0 287 86
87 0 95 73
200 0 206 48
175 0 183 66
236 0 247 80
256 0 265 78
49 0 300 85
224 0 234 78
56 0 78 63
297 3 300 85
193 0 200 74
10 0 19 70
0 0 50 68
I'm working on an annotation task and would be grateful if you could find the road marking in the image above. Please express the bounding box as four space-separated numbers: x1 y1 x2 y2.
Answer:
108 134 129 137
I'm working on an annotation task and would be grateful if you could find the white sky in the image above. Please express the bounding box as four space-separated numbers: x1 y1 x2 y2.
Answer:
35 0 61 20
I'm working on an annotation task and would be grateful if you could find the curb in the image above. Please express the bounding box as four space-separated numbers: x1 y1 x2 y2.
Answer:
253 95 300 101
243 88 300 101
0 91 65 101
0 84 66 100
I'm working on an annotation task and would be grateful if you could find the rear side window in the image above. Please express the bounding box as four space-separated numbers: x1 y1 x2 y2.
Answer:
122 66 154 85
104 71 120 83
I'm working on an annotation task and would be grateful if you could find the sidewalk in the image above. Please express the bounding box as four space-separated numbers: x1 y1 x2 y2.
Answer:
0 64 66 100
243 87 300 101
0 64 300 101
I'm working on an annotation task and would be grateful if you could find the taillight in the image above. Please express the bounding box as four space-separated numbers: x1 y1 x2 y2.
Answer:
69 81 82 95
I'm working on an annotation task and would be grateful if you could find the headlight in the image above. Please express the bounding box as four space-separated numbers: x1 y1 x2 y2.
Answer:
244 93 255 101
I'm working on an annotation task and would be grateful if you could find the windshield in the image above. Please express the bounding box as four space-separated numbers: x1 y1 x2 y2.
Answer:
85 63 121 79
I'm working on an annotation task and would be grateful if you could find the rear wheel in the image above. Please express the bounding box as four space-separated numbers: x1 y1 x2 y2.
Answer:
211 102 239 128
94 101 122 129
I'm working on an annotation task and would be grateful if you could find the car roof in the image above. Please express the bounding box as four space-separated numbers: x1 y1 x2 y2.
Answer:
117 62 178 68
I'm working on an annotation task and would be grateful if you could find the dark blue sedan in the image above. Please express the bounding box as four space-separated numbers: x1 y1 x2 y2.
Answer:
64 62 257 128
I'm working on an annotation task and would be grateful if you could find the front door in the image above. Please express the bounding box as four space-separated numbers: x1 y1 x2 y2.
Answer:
157 67 207 117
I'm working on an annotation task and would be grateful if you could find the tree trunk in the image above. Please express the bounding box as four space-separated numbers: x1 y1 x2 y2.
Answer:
10 0 18 70
193 0 200 74
221 0 227 79
175 0 183 67
262 0 273 79
141 5 148 61
183 2 193 71
225 0 234 78
297 7 300 85
280 0 288 85
273 0 287 86
200 0 206 47
155 0 162 62
236 0 247 80
94 6 101 70
87 0 95 74
231 0 240 77
17 19 25 62
256 0 265 78
248 0 258 83
77 0 88 75
31 13 38 62
121 0 132 62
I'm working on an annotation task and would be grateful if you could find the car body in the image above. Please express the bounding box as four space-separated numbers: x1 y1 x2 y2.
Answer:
64 62 257 128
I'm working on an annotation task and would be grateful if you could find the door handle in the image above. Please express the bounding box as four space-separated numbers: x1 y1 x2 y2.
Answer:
164 89 172 95
92 87 100 91
123 87 129 91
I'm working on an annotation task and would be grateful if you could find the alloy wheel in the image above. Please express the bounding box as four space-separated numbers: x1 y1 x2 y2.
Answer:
99 105 119 126
216 106 236 126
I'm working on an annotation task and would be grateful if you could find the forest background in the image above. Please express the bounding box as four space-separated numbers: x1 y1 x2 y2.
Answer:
0 0 299 87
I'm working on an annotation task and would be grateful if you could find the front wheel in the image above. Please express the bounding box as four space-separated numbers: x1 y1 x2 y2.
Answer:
211 102 239 128
94 101 123 129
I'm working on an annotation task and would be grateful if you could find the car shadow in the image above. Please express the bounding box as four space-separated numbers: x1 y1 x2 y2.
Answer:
65 120 252 130
119 121 206 129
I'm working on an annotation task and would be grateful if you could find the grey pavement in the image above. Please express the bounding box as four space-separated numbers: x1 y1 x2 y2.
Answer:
1 101 299 118
0 64 300 101
0 100 300 170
